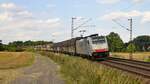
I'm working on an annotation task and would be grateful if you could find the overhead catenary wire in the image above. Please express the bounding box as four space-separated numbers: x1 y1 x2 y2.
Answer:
73 18 92 30
112 19 130 31
71 17 94 38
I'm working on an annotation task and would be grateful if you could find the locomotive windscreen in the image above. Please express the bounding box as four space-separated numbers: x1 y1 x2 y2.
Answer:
92 36 106 44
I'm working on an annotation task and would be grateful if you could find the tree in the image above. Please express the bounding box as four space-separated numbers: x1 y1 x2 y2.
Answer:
9 41 24 47
0 40 5 51
0 43 4 51
127 43 136 52
133 35 150 51
24 40 33 46
107 32 124 52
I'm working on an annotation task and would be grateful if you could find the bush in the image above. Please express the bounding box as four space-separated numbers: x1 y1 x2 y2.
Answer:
4 45 24 52
25 47 35 52
6 46 17 52
145 56 150 62
0 44 5 51
127 43 136 52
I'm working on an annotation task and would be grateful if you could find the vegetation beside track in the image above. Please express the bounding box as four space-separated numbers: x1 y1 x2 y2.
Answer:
111 52 150 62
0 52 35 69
40 52 146 84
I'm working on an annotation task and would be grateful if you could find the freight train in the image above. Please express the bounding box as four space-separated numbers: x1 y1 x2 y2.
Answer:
51 34 109 60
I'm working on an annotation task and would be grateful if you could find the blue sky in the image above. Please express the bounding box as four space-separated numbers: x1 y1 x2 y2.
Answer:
0 0 150 44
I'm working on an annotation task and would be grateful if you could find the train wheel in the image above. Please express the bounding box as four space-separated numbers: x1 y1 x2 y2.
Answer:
91 56 95 61
87 55 91 60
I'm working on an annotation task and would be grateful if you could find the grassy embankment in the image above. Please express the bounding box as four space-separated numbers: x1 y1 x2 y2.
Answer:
111 52 150 62
0 52 35 69
40 52 147 84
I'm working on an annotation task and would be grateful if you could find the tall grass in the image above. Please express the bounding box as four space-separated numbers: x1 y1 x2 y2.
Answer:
112 52 150 62
40 52 146 84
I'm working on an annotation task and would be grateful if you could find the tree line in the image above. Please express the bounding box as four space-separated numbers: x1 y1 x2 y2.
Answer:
0 40 53 52
0 32 149 52
107 32 150 52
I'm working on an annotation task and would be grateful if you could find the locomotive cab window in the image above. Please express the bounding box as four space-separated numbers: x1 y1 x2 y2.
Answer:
87 40 89 44
92 36 106 44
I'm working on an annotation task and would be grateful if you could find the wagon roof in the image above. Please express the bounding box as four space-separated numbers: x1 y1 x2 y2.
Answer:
52 37 82 47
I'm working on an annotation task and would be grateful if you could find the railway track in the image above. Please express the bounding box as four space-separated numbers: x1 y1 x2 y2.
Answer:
100 57 150 78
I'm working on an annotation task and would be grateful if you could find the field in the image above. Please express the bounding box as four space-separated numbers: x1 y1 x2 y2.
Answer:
40 52 148 84
111 52 150 62
0 52 35 84
0 52 35 69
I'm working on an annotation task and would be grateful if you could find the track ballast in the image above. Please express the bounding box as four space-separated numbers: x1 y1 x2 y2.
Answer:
101 57 150 78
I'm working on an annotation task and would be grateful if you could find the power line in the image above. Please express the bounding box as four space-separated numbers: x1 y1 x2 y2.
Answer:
112 19 130 31
71 17 94 38
79 30 86 37
112 18 133 59
73 18 92 30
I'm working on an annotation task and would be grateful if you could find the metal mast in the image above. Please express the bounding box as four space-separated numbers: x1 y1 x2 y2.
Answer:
71 17 94 38
71 17 76 38
128 18 133 59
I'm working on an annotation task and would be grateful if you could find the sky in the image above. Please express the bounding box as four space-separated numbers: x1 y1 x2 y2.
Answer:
0 0 150 44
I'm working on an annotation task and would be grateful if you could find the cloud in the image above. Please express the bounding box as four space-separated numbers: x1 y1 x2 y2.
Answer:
0 3 17 9
97 0 120 4
46 18 60 23
101 10 150 23
141 12 150 23
0 13 10 21
102 10 141 20
132 0 145 3
96 0 145 4
52 32 62 36
0 3 32 21
0 3 62 43
96 0 120 4
16 10 32 17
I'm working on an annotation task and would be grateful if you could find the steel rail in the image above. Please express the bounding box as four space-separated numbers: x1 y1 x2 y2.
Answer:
108 57 150 67
100 57 150 79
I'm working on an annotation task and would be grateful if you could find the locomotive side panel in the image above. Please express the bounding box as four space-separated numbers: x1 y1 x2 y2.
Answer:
76 39 90 56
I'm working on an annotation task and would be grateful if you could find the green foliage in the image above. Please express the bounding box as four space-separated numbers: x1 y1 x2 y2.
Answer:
107 32 124 52
25 47 35 52
5 45 17 52
146 58 150 62
0 40 53 52
145 56 150 62
107 33 150 52
8 40 52 47
133 35 150 51
9 41 24 47
0 44 4 51
3 45 24 52
127 43 136 52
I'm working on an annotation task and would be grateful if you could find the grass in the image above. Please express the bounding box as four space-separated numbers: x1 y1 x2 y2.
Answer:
0 52 35 69
40 52 147 84
0 69 22 84
111 52 150 62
